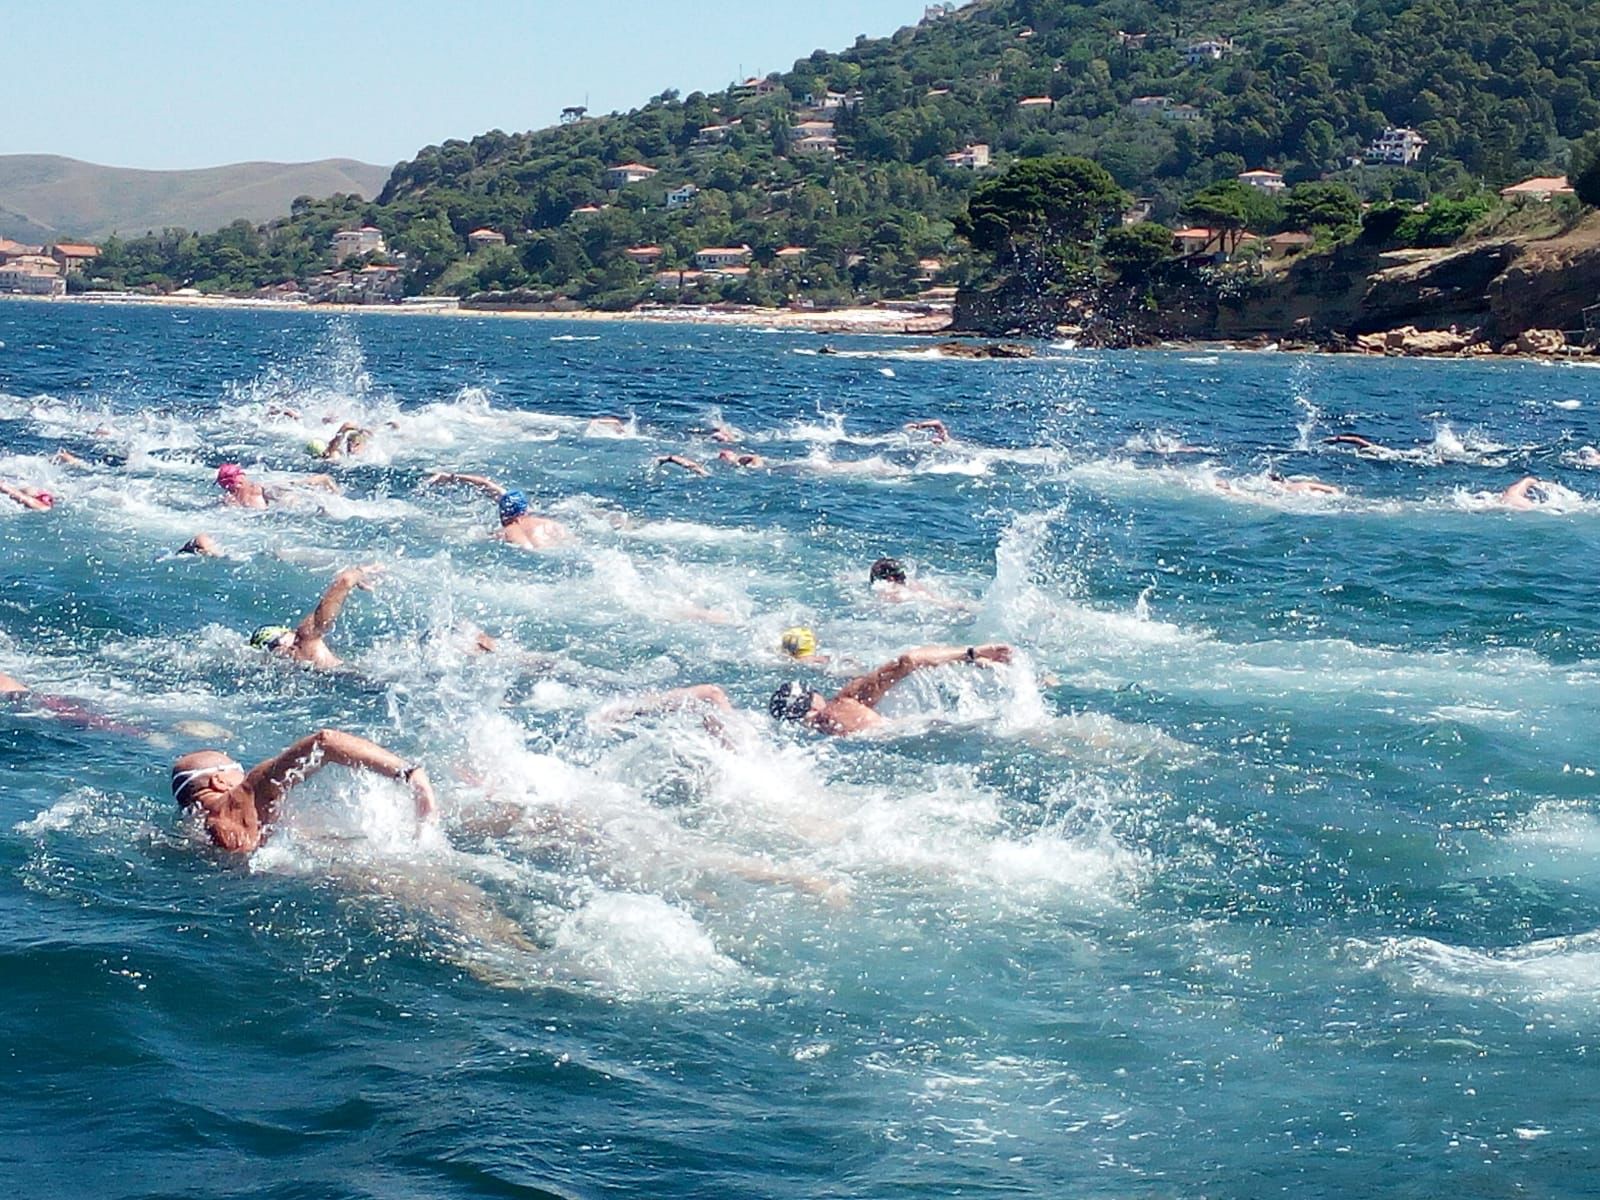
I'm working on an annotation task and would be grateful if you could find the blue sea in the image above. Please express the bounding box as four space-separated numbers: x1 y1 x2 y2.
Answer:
3 301 1598 1198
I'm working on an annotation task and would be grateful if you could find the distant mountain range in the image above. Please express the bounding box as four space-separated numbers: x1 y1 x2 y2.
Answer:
0 155 392 242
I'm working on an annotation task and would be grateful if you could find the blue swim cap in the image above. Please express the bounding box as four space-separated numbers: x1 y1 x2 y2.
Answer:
497 489 530 522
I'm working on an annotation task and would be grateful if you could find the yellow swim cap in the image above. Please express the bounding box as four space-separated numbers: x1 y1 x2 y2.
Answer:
781 626 818 658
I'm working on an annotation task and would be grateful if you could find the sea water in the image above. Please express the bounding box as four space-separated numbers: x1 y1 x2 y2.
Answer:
2 301 1598 1198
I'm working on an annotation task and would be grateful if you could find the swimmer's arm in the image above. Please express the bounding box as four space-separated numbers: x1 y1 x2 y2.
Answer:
835 644 1012 709
906 419 949 441
655 455 709 477
0 482 49 511
246 729 436 823
422 471 507 499
295 565 380 643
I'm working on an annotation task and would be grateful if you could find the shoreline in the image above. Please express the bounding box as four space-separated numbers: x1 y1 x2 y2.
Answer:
4 291 1592 362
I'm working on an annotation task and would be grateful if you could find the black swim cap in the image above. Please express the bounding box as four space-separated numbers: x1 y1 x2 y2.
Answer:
769 681 818 722
870 557 907 584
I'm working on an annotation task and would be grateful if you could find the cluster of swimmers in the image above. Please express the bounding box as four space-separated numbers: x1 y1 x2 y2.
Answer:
2 416 1016 860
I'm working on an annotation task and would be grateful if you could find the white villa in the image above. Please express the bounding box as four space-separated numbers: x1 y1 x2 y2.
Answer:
1238 169 1286 193
694 245 753 271
1364 127 1427 165
1184 38 1234 65
605 163 659 188
944 143 990 169
332 226 386 262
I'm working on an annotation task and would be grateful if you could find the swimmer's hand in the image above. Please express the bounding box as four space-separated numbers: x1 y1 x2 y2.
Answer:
408 766 438 824
970 643 1013 667
341 563 384 591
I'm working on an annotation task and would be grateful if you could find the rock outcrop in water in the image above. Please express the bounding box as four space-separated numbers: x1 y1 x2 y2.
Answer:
955 213 1600 356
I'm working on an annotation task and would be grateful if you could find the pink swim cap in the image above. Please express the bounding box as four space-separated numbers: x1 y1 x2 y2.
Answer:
35 491 53 508
216 463 244 487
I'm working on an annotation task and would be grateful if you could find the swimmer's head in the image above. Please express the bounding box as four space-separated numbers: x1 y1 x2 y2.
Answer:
497 489 530 523
216 463 245 489
33 491 53 508
780 626 818 659
769 680 822 722
1266 469 1285 483
171 750 245 808
305 440 328 457
869 557 907 585
249 624 294 651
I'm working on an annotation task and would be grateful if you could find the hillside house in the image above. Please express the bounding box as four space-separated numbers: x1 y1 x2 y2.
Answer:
48 243 99 273
1500 175 1574 201
923 3 955 21
1184 38 1234 65
1116 30 1148 50
694 246 752 271
695 124 735 144
605 163 659 188
1017 96 1054 111
666 184 700 209
0 260 64 296
1365 127 1427 165
1166 104 1203 123
467 228 506 250
1122 197 1155 226
568 204 607 218
790 120 836 141
944 143 990 169
332 226 386 262
653 268 707 289
624 246 663 265
1264 232 1315 256
1129 96 1171 117
791 135 839 157
774 246 809 262
732 76 778 99
1238 169 1286 193
0 238 44 262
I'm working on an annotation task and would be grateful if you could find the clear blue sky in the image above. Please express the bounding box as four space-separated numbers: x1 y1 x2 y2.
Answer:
2 0 926 170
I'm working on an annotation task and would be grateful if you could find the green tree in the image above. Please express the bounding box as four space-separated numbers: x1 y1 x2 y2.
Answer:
1570 131 1600 207
1101 223 1173 283
957 155 1126 266
1283 182 1361 232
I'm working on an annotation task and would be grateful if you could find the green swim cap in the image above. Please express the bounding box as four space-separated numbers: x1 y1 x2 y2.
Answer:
250 625 293 650
306 440 328 457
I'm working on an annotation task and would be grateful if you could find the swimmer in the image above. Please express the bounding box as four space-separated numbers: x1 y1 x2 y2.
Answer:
585 416 630 437
770 643 1014 736
716 449 765 469
309 422 372 461
52 449 91 468
249 564 382 669
1499 475 1555 511
905 419 951 445
868 556 967 608
0 670 148 735
597 683 737 739
421 471 570 549
171 729 436 853
655 454 710 477
216 463 338 509
177 533 223 557
0 481 54 511
780 626 828 664
1324 434 1386 453
1265 469 1343 496
0 672 25 693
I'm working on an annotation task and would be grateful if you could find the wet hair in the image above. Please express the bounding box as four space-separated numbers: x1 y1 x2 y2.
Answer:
869 557 907 585
769 681 819 722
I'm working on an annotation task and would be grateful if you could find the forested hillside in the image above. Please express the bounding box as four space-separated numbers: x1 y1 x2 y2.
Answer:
87 0 1600 305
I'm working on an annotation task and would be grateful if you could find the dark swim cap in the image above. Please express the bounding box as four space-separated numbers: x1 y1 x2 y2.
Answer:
769 681 818 722
498 489 530 522
870 556 907 584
